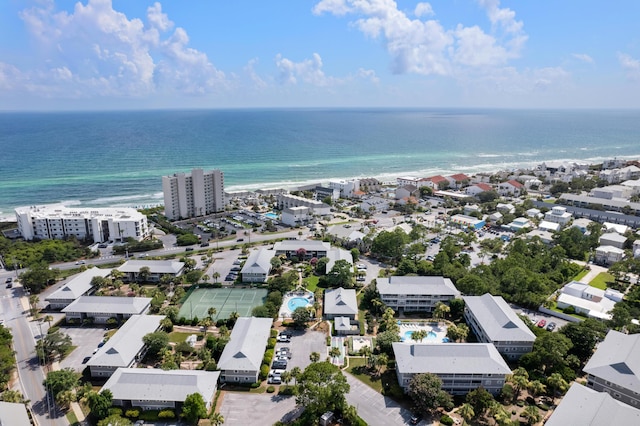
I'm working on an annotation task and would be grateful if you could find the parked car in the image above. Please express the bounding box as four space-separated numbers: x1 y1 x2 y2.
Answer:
410 414 422 425
277 335 290 343
267 376 282 385
546 322 556 331
200 242 210 247
272 362 287 370
82 356 92 364
356 263 367 270
185 247 194 252
269 369 285 377
537 319 547 328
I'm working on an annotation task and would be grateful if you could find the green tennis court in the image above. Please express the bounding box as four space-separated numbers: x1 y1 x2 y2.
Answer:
178 288 268 320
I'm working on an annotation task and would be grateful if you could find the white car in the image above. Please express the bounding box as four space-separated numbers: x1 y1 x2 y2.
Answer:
269 369 285 377
267 376 282 385
277 335 290 342
356 264 367 270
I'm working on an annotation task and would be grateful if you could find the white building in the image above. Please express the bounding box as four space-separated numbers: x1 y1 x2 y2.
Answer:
45 268 109 310
377 276 460 313
595 245 625 265
162 168 225 220
329 179 360 198
543 206 573 228
240 248 274 283
281 206 312 227
15 205 149 243
218 317 273 383
556 281 622 320
276 193 331 216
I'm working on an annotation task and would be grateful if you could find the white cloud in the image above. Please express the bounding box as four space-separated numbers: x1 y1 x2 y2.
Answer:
275 53 337 86
618 53 640 80
313 0 527 75
572 53 594 64
414 2 434 18
10 0 225 98
244 58 267 89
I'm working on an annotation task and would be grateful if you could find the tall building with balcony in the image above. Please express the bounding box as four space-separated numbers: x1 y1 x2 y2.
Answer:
162 168 225 220
15 205 149 243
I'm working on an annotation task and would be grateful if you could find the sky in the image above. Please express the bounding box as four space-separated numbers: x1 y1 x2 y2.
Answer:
1 0 640 110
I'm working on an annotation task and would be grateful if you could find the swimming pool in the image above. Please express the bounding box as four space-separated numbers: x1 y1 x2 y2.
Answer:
402 330 438 342
398 322 449 344
263 212 279 220
287 297 311 311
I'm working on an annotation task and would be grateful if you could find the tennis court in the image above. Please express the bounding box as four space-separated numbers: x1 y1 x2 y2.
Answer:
179 288 268 320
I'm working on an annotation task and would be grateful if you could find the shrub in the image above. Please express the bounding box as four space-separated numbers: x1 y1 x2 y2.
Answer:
516 400 525 407
440 415 454 426
278 385 297 396
563 305 576 314
125 409 140 418
108 407 123 416
48 326 60 334
250 382 260 389
158 409 175 419
267 337 276 349
511 410 517 415
271 329 278 338
259 365 270 380
537 403 550 411
267 386 275 393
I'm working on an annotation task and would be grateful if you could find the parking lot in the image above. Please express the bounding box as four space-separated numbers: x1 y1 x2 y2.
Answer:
274 329 327 372
58 325 108 371
219 392 300 425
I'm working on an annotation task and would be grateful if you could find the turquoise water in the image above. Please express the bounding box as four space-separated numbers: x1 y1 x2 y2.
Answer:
263 212 279 220
402 329 439 342
2 109 640 218
287 297 311 311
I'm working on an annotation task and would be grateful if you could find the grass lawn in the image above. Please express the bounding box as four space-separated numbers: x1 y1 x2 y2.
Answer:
572 269 589 282
550 303 588 321
347 357 384 393
168 331 201 344
589 272 614 290
304 275 319 292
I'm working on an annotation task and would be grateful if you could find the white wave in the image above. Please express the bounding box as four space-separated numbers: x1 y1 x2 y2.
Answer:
476 154 502 158
90 192 163 205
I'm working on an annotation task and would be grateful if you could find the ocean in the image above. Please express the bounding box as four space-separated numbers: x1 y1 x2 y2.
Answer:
1 108 639 220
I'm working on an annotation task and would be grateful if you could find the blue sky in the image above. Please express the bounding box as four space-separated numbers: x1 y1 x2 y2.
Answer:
1 0 640 110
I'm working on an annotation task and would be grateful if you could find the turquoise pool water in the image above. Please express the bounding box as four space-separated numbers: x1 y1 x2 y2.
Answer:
402 330 438 342
287 297 311 311
264 212 279 220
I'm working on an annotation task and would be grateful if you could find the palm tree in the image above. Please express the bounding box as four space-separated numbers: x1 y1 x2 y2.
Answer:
458 403 475 422
199 317 213 338
528 380 547 398
488 401 510 426
411 330 427 343
522 405 541 425
202 274 210 284
432 302 450 320
375 353 388 376
42 315 54 330
509 367 530 401
309 352 320 363
280 370 292 386
212 271 220 284
329 346 341 362
546 373 568 401
208 307 217 320
290 366 302 385
29 295 40 318
210 412 225 426
358 345 372 365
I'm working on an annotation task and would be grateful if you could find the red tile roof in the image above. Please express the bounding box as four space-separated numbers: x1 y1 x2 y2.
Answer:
426 175 447 183
474 183 493 191
450 173 470 182
506 179 524 188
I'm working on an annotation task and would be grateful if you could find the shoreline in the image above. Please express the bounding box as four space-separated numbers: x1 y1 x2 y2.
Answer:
2 154 639 223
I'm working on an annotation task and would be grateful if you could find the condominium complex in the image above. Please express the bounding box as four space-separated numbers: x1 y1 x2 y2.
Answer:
15 205 149 243
162 168 225 220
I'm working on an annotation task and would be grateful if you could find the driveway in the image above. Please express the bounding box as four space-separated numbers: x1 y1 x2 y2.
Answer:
218 391 300 425
345 373 432 426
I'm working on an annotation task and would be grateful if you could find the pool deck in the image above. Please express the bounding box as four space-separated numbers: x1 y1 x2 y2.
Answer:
278 290 314 319
398 322 448 344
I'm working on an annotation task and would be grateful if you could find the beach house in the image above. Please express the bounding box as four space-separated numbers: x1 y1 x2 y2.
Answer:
117 259 185 283
583 330 640 408
62 296 152 324
218 317 273 383
45 268 109 310
240 248 274 283
393 343 511 395
463 294 536 360
376 276 460 313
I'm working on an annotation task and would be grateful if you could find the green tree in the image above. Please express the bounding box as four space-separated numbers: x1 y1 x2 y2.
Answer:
292 306 312 328
522 405 541 425
291 366 302 384
137 266 151 282
19 263 58 293
546 373 569 400
97 414 132 426
458 403 475 422
36 330 73 363
0 390 24 403
142 331 170 358
182 392 207 424
560 318 606 363
296 361 350 418
208 307 217 320
210 412 225 426
528 380 547 397
309 352 320 363
407 373 452 415
87 389 113 420
329 346 341 361
432 302 450 320
371 228 409 264
324 259 354 288
411 330 427 343
375 330 401 356
44 368 79 399
466 386 494 417
508 368 530 401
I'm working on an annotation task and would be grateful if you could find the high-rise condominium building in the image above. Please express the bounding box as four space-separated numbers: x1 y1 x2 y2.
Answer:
162 168 225 220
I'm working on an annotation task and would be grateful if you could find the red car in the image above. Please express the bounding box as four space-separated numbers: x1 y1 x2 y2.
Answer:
537 319 546 328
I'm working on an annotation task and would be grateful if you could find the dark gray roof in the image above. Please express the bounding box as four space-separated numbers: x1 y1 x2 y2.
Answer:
46 268 110 301
546 383 640 426
324 287 358 316
377 276 460 297
392 343 511 376
463 294 535 343
62 296 151 314
101 368 219 404
0 401 31 426
218 317 272 372
583 330 640 394
87 315 164 368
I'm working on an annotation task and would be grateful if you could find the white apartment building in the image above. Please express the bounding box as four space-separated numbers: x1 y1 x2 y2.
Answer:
276 193 332 216
329 179 360 198
162 168 225 220
15 205 149 243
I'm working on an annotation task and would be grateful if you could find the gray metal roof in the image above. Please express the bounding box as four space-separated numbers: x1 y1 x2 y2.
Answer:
117 259 184 274
45 268 110 301
600 232 627 243
463 294 536 343
583 330 640 394
392 343 511 376
377 276 460 297
240 249 274 275
87 315 164 368
324 287 358 316
546 383 640 426
0 401 31 426
101 368 219 404
218 317 273 372
334 316 353 331
62 296 152 314
273 240 330 252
